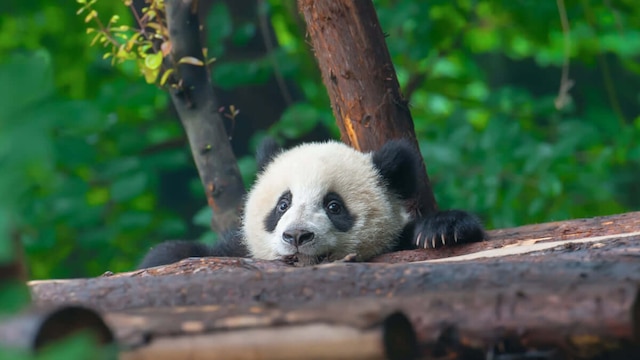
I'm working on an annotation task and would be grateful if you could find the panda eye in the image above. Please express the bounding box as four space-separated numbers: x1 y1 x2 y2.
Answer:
277 199 289 212
326 200 342 214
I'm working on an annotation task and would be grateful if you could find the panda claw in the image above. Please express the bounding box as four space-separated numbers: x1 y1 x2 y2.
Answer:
410 210 485 250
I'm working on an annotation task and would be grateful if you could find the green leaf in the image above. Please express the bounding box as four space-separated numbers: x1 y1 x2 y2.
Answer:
177 56 204 66
145 52 163 70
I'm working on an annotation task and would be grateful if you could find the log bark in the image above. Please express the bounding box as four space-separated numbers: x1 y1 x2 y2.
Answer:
29 276 640 358
165 0 245 232
114 283 639 358
24 212 640 358
374 210 640 263
118 311 417 360
29 252 640 313
298 0 438 216
29 212 640 310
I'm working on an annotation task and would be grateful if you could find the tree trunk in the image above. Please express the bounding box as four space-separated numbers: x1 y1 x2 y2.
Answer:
298 0 438 215
165 0 245 233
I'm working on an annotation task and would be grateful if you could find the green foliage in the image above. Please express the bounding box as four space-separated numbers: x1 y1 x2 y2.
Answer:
0 0 638 283
0 282 30 315
369 0 640 227
77 0 217 86
0 331 117 360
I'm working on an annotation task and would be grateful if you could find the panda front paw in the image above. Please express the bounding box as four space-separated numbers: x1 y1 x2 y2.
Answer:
413 210 485 249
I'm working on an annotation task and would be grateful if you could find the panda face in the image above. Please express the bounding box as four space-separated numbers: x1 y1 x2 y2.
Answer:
263 188 355 264
241 142 410 265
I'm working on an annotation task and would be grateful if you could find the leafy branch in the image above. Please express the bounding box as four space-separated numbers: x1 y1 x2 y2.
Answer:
76 0 214 86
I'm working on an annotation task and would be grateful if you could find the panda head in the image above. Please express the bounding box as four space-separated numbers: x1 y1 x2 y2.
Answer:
241 139 420 265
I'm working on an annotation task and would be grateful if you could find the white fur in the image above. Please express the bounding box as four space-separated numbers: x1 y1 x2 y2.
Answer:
241 141 410 264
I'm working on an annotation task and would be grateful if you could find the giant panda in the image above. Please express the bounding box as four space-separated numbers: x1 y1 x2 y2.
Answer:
138 138 485 268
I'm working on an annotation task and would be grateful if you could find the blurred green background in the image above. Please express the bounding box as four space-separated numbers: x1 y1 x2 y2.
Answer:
1 0 638 279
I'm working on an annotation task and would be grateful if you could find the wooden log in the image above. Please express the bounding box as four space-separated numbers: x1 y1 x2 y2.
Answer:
29 243 640 313
374 211 640 263
25 212 640 358
29 212 640 311
119 311 417 360
298 0 438 216
88 282 640 358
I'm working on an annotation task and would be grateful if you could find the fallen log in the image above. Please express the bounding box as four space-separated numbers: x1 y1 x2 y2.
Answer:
118 310 417 360
375 210 640 263
29 212 640 311
29 248 640 313
24 212 640 358
22 281 640 359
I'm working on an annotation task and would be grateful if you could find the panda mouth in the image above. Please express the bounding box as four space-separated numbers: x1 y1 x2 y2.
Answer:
281 252 331 267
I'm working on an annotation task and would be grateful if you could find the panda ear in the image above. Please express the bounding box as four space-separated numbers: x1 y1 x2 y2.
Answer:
372 139 420 199
256 137 282 172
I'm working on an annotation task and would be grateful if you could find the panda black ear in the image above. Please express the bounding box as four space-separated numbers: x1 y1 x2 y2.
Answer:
256 137 282 172
372 139 420 200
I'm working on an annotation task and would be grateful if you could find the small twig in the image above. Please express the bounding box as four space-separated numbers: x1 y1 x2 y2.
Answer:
554 0 574 111
257 0 293 106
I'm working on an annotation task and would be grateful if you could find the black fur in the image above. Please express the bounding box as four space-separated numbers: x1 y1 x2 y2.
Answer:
256 137 281 172
137 231 247 269
138 138 486 269
409 210 486 249
372 140 485 248
264 191 292 232
323 192 355 232
372 139 420 200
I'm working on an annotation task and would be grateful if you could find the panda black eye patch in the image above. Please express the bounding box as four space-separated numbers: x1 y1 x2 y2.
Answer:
264 190 292 232
323 192 354 232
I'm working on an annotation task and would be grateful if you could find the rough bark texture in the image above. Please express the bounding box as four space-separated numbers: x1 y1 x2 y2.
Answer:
165 0 245 232
101 284 640 358
298 0 438 216
118 311 417 359
29 248 640 312
24 211 640 358
374 210 640 263
29 212 640 309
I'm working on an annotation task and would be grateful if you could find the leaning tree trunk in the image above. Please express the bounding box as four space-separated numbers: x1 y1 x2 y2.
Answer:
164 0 245 233
298 0 438 216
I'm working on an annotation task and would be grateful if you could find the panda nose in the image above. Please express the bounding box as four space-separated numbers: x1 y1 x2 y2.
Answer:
282 229 315 246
